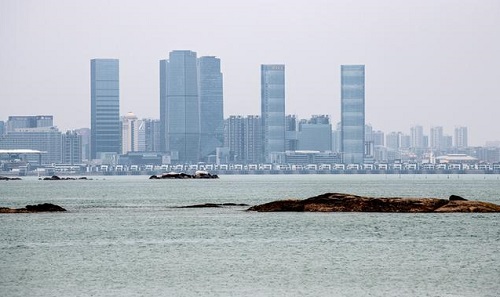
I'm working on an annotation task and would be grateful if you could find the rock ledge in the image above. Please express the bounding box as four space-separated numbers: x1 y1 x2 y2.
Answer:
0 203 67 213
247 193 500 213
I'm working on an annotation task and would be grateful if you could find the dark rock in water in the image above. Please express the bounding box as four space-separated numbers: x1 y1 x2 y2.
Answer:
26 203 66 212
42 175 89 181
0 203 66 213
150 171 219 179
449 195 467 201
248 193 500 213
177 203 249 208
0 176 22 181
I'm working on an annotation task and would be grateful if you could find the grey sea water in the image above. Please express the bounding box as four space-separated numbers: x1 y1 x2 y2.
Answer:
1 174 499 297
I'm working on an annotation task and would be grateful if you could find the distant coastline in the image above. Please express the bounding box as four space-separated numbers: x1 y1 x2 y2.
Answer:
2 168 500 177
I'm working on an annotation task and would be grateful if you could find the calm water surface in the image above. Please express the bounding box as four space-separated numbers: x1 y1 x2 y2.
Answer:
1 175 499 296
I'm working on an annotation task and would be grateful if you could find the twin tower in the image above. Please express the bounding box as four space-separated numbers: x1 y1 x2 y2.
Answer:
91 52 365 164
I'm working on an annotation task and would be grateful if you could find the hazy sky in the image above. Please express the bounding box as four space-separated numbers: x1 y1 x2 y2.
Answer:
1 0 499 146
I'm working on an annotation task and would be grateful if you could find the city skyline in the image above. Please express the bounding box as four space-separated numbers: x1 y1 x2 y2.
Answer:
1 1 499 146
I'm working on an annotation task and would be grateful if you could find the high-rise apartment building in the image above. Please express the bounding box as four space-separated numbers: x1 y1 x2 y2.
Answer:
225 116 245 163
386 132 402 151
121 112 139 154
198 56 224 161
224 115 263 164
62 130 82 165
430 126 444 150
454 126 468 148
244 115 263 164
341 65 365 164
90 59 120 160
160 50 200 162
410 125 425 149
143 119 161 152
261 64 285 162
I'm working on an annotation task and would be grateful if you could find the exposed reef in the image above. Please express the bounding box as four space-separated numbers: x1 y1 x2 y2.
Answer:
247 193 500 213
40 175 90 181
0 203 67 213
150 171 219 179
0 176 22 181
176 203 249 208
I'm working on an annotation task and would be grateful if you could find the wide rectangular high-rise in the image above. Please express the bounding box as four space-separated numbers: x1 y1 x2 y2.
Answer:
160 50 200 162
90 59 120 160
261 64 285 163
341 65 365 164
198 56 223 161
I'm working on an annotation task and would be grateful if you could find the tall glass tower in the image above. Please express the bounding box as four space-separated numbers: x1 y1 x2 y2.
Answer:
261 64 285 163
160 50 200 163
90 59 120 160
198 56 223 161
341 65 365 164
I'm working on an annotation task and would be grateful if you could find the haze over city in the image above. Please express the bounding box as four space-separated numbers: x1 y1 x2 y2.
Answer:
1 0 499 146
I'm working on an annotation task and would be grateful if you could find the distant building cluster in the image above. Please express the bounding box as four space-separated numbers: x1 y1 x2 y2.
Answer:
1 50 500 174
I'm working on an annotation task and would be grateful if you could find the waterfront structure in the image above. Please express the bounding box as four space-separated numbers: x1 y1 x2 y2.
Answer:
454 126 468 148
62 130 82 165
261 64 285 162
0 127 62 164
90 59 120 160
341 65 365 164
198 56 224 161
160 50 200 162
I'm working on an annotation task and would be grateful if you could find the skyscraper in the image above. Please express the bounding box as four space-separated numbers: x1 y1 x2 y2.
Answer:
198 56 224 161
121 112 139 154
341 65 365 164
430 126 444 150
62 130 82 165
454 126 468 148
410 125 425 149
160 50 200 163
261 64 285 162
90 59 120 160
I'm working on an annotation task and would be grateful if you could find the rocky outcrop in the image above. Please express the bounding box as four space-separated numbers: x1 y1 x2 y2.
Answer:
0 176 22 181
247 193 500 213
41 175 90 180
150 171 219 179
0 203 67 213
177 203 249 208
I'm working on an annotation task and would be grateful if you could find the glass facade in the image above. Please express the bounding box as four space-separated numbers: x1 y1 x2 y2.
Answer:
341 65 365 164
298 115 332 151
90 59 120 160
261 65 285 162
160 50 200 163
0 127 62 164
198 56 223 161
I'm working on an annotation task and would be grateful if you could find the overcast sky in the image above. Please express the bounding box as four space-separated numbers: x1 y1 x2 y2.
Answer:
1 0 499 146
